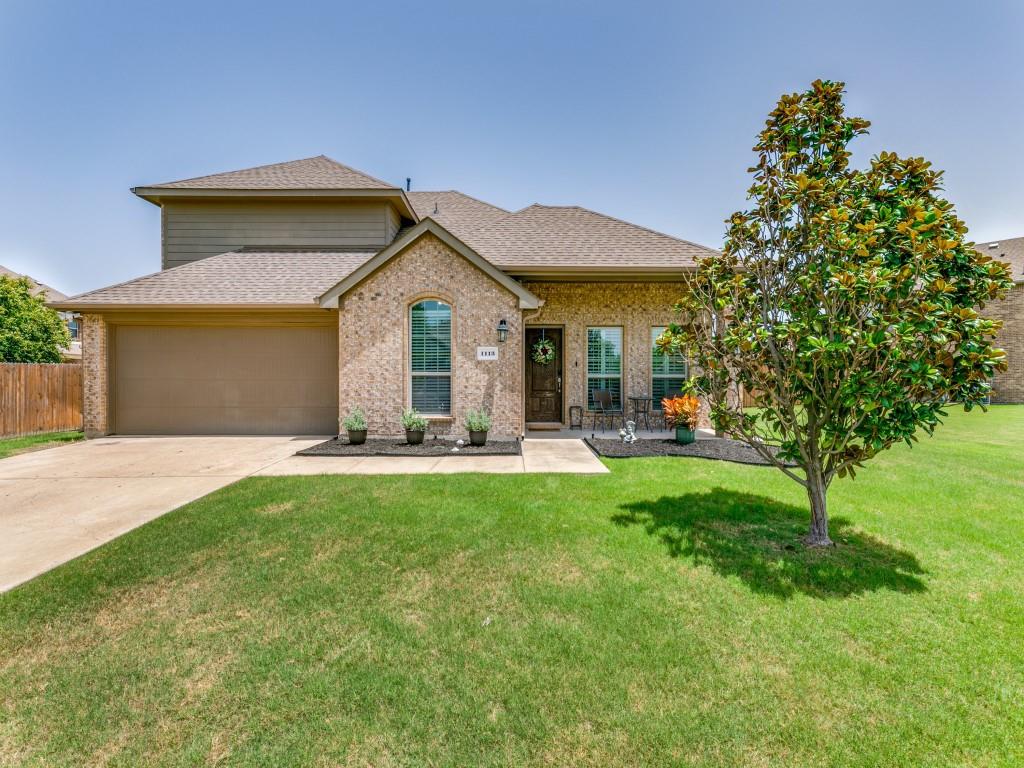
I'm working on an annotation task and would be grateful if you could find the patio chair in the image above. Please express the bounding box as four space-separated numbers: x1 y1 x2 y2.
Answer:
591 389 624 432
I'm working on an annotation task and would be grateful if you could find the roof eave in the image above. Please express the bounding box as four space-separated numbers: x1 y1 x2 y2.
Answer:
131 187 420 221
502 265 697 281
47 302 329 312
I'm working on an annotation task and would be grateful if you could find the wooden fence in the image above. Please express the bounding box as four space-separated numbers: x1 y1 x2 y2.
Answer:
0 363 83 437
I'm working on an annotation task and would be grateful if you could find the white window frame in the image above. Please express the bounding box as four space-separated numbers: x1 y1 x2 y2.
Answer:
586 326 623 410
651 326 687 409
409 299 452 416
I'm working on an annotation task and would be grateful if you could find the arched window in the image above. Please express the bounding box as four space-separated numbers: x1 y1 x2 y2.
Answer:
410 300 452 415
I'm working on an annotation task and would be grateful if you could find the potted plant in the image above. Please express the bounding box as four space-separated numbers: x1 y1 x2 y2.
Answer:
342 407 368 445
401 407 428 445
463 408 492 446
662 394 700 445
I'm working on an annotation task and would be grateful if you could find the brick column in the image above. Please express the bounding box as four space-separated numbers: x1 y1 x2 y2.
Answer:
81 314 110 437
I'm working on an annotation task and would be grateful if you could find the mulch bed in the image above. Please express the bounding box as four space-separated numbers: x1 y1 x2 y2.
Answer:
297 437 522 457
585 437 795 466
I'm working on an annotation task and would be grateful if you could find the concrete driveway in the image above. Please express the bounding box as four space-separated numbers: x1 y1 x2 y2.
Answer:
0 436 323 592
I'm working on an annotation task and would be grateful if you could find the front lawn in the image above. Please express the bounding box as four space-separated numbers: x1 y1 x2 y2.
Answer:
2 408 1022 767
0 430 82 460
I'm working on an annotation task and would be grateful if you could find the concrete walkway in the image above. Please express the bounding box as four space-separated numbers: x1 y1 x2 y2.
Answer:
258 438 608 476
0 436 605 592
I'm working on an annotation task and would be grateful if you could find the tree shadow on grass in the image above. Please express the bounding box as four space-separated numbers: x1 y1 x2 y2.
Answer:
612 488 926 599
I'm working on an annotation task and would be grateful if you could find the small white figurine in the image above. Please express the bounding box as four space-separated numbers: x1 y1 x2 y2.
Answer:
620 420 638 444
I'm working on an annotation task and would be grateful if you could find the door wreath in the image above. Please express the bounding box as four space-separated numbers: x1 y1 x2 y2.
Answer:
531 337 556 365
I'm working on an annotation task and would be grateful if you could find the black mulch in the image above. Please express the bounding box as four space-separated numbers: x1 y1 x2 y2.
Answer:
297 436 522 457
585 437 795 466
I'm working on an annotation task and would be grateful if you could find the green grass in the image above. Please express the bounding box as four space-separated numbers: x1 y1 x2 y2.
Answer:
2 409 1022 767
0 430 83 459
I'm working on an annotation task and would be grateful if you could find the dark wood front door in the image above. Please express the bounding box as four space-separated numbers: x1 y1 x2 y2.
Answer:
525 327 563 423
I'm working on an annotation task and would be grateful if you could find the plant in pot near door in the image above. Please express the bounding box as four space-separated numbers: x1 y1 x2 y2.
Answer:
463 408 492 447
342 408 368 445
662 394 700 445
401 408 428 445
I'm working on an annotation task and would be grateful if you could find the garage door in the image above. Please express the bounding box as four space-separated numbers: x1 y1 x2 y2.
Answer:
113 325 338 435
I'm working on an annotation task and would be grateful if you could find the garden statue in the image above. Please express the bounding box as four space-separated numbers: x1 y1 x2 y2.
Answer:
619 420 638 444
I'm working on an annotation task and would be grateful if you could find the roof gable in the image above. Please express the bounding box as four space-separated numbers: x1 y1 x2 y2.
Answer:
318 218 541 310
143 155 397 190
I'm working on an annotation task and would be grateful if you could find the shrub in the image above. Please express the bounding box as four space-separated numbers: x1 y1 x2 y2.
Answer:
662 395 700 430
463 408 492 432
401 408 428 432
342 408 367 431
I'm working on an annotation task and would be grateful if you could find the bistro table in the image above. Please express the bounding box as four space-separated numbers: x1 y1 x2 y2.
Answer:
627 395 654 431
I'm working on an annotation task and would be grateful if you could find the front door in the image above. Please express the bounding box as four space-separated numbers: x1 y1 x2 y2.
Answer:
525 327 563 424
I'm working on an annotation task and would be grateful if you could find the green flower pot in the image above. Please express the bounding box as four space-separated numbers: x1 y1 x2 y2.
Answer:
675 426 696 445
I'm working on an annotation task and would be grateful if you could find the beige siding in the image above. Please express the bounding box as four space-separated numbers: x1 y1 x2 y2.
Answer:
162 200 396 269
385 204 402 243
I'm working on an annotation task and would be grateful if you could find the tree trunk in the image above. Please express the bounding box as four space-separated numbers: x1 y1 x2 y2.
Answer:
804 468 833 547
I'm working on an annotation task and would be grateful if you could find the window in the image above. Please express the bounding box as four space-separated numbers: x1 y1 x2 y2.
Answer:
410 300 452 414
651 326 687 409
67 317 79 340
587 327 622 409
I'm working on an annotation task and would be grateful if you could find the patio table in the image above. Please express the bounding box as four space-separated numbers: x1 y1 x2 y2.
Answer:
627 395 654 431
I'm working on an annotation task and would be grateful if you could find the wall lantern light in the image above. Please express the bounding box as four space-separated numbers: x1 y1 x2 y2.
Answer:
496 319 509 343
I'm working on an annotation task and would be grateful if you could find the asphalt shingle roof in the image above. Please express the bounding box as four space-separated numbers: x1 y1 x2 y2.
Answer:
406 191 509 236
145 155 397 190
975 237 1024 283
460 204 718 270
0 265 68 301
58 251 375 306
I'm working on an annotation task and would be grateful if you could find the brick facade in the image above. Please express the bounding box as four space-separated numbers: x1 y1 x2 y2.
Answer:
337 232 524 437
81 313 109 437
523 281 691 426
78 254 700 438
985 283 1024 404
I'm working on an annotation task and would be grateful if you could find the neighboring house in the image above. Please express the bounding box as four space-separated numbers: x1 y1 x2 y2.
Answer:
0 264 81 361
51 155 715 437
975 237 1024 404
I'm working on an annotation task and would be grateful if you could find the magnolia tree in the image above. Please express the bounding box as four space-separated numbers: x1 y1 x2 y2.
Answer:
658 80 1013 547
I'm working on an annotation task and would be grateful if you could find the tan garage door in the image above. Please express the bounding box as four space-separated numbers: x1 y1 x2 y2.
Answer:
113 325 338 435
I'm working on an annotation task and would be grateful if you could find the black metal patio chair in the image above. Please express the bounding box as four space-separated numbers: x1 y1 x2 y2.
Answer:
591 389 624 432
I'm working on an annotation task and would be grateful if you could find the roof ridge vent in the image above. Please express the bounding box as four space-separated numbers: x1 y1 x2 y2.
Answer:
989 242 1000 248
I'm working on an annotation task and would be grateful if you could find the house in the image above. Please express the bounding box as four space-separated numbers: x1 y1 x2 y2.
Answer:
51 155 715 437
1 264 81 361
976 237 1024 404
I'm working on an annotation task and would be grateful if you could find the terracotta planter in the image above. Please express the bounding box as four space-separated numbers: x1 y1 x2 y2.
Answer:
406 429 425 445
469 430 488 447
675 426 696 445
346 429 367 445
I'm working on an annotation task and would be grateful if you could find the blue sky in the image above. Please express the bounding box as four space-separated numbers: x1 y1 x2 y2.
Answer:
1 0 1022 295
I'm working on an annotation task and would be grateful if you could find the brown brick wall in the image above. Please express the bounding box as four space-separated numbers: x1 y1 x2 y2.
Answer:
985 283 1024 404
523 281 691 426
81 313 109 437
337 232 524 437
